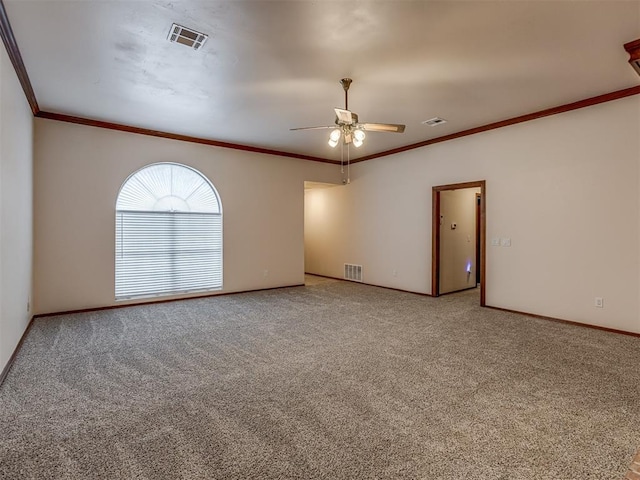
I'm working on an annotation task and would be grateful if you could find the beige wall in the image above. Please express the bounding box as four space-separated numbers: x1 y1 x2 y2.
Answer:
304 96 640 333
0 47 34 370
33 119 340 314
439 187 480 294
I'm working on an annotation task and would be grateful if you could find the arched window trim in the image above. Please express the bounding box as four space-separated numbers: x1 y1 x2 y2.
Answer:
115 163 223 300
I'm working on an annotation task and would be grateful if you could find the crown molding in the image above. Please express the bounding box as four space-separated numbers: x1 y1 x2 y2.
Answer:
35 111 340 165
2 0 639 165
624 38 640 76
0 0 38 114
352 85 640 163
37 85 640 166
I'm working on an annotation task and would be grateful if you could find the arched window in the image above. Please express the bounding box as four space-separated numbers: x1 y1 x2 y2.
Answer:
115 163 222 299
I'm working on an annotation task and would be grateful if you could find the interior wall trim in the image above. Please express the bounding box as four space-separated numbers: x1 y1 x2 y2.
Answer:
0 315 35 387
0 0 38 114
1 3 639 165
309 275 640 338
37 85 640 166
623 38 640 76
486 305 640 338
304 273 434 297
32 283 306 319
35 111 340 165
352 85 640 163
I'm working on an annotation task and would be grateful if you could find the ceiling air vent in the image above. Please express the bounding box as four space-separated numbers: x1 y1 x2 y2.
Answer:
422 117 447 127
168 23 208 50
624 39 640 76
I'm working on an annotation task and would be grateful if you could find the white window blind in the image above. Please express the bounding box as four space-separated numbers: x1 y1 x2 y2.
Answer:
115 163 222 300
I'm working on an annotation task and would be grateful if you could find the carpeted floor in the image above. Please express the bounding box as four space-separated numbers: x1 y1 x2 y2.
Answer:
1 276 639 479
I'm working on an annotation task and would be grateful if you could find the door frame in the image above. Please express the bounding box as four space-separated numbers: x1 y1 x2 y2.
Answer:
476 193 481 286
432 180 486 305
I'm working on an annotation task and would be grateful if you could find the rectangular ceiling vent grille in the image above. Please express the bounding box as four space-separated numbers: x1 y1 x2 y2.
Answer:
422 117 447 127
168 24 208 50
344 264 363 282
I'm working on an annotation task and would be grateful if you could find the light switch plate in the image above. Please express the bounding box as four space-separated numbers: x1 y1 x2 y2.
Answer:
501 238 511 247
491 238 500 246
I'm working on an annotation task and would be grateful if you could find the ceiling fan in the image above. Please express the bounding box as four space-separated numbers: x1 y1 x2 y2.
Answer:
290 78 406 148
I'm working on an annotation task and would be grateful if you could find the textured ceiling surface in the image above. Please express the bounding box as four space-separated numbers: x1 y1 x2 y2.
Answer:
4 0 640 160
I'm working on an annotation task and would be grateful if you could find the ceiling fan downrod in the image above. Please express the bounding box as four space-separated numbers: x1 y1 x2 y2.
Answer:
340 78 352 110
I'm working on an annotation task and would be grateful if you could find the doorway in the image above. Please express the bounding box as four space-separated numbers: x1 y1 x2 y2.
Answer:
432 181 486 305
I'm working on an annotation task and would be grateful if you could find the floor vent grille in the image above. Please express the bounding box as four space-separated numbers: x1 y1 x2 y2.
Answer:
344 264 363 282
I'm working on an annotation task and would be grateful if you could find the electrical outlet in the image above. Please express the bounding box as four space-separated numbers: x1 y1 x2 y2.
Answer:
595 297 604 308
392 269 397 277
263 269 269 278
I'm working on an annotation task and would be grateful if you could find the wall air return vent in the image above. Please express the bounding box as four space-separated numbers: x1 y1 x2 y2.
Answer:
344 264 363 282
168 24 208 50
624 38 640 76
422 117 447 127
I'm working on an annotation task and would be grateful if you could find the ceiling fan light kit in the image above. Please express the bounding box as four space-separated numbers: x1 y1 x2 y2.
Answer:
291 78 406 150
328 128 341 147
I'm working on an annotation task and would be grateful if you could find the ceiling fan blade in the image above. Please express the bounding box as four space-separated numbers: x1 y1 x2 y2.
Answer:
290 125 335 131
361 123 406 133
334 108 353 124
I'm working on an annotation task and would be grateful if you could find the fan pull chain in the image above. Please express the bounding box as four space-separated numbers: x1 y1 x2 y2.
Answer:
347 144 351 184
340 141 344 175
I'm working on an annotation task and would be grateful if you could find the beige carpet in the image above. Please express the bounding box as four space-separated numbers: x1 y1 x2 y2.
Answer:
1 276 639 479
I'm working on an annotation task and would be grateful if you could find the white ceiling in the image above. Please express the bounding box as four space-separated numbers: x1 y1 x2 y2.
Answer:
5 0 640 160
